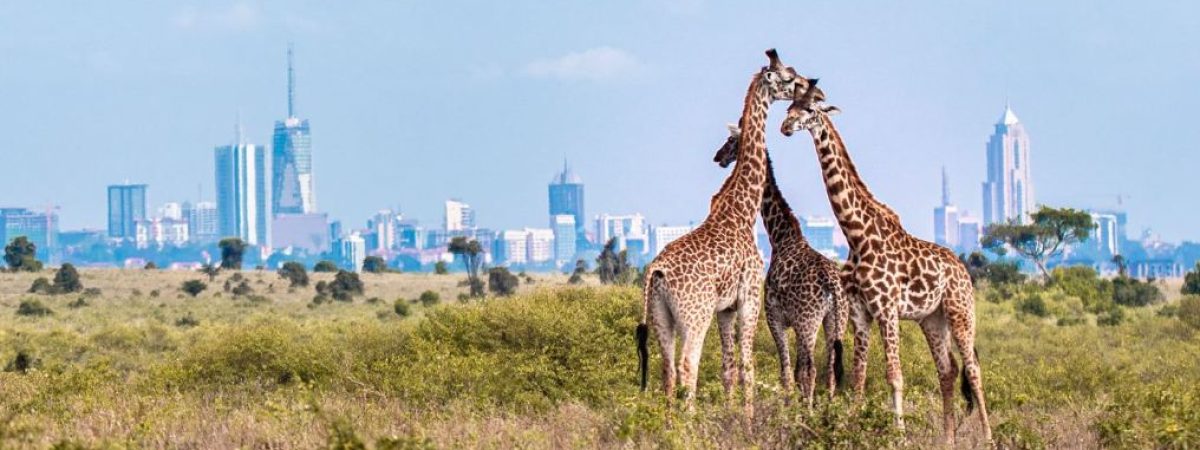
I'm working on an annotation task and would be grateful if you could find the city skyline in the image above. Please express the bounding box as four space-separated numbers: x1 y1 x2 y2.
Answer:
1 2 1197 244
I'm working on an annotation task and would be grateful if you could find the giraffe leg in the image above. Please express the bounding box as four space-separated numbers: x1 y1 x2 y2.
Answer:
919 310 959 447
822 300 847 399
947 305 992 443
717 308 739 408
849 298 872 403
766 305 794 400
877 310 905 431
649 290 677 405
794 323 819 409
737 273 763 420
677 305 715 413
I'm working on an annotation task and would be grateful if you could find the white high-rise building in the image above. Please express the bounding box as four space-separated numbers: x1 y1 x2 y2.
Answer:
215 126 271 247
982 105 1035 225
525 228 555 263
650 225 693 257
552 214 576 265
957 215 982 253
496 230 529 264
158 202 184 221
338 233 366 272
1089 211 1120 257
444 199 475 232
371 210 397 251
187 201 219 243
933 167 960 248
595 213 647 250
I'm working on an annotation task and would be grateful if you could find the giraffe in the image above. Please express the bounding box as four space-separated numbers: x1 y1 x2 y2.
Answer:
779 84 993 445
635 49 807 418
712 113 847 408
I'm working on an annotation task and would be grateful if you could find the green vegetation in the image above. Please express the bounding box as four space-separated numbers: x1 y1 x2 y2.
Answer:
596 238 635 285
417 290 439 307
4 236 43 272
16 299 53 316
487 267 519 296
53 263 84 294
315 270 365 302
218 238 247 270
363 256 389 274
433 261 448 275
448 237 484 297
568 260 586 285
199 263 220 281
314 260 339 273
278 261 310 287
180 279 207 297
1183 262 1200 295
982 206 1094 277
0 269 1194 448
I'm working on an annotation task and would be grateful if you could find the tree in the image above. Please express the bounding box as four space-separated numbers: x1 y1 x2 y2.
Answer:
596 238 634 285
362 256 388 274
448 237 484 297
981 206 1094 278
313 260 339 273
278 261 310 287
4 236 43 272
433 261 448 275
52 263 83 294
199 263 220 282
568 260 586 284
315 270 365 302
218 238 248 270
1183 263 1200 296
1112 254 1127 278
488 267 520 297
181 280 207 297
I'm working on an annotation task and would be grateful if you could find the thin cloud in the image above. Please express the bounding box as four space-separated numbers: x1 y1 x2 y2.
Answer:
172 3 259 31
521 47 642 82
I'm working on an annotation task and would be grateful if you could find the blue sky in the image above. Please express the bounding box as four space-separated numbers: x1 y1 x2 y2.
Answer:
2 1 1197 242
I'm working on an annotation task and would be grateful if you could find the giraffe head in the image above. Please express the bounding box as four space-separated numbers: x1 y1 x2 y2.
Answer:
713 123 741 168
761 49 807 101
780 78 840 136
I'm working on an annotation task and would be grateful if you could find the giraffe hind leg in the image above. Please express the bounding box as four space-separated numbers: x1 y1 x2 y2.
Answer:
648 279 677 404
946 305 992 443
717 308 740 407
919 310 959 447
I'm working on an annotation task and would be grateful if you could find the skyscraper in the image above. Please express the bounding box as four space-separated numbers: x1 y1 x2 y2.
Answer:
108 184 147 240
982 104 1035 225
187 201 219 244
215 124 271 246
272 44 317 215
444 199 475 233
933 167 960 248
549 160 587 250
552 214 577 265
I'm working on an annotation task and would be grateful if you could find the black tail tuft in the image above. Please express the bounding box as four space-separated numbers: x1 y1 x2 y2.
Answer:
960 347 979 414
833 340 845 388
636 323 650 392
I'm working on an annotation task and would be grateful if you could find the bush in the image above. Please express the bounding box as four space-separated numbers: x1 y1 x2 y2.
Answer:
175 313 200 328
1178 296 1200 330
4 351 36 373
181 280 207 297
363 256 388 274
144 261 158 270
16 299 53 317
986 261 1025 286
82 287 102 298
28 277 53 294
278 261 310 287
230 280 253 297
1111 276 1162 307
68 297 88 308
488 267 520 297
313 260 339 273
418 290 440 307
4 236 43 272
393 299 411 317
218 237 247 270
52 263 84 293
1017 293 1049 317
1183 263 1200 295
1050 266 1109 309
434 261 448 275
315 270 364 302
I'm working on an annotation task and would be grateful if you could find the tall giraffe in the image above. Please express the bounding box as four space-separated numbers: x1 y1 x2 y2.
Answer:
635 49 805 418
780 87 992 445
712 114 847 407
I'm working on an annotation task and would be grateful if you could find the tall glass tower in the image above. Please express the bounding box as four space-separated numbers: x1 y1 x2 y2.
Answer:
215 123 271 247
982 104 1035 225
107 183 147 240
272 44 317 215
548 160 587 250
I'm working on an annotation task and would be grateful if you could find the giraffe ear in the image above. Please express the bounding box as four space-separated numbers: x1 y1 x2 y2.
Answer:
818 103 841 116
726 123 742 137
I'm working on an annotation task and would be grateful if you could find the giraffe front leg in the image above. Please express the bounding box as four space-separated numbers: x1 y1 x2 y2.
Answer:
850 299 872 403
794 324 819 410
766 311 794 402
919 311 959 447
717 309 739 408
878 310 906 431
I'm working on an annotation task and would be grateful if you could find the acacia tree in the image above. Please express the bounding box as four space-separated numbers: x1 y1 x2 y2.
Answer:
219 238 248 270
4 237 43 272
448 237 484 297
199 263 221 281
596 238 633 285
278 261 309 287
981 206 1094 278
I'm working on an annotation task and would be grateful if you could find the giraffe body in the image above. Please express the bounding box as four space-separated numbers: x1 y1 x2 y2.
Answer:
636 50 803 418
713 127 847 406
782 95 993 445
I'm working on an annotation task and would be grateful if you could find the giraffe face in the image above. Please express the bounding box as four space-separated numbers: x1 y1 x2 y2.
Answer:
781 79 840 136
762 49 803 101
713 123 741 168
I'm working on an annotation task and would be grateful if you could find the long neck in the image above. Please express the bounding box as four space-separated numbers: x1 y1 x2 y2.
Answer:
710 74 771 229
761 153 806 248
809 114 899 251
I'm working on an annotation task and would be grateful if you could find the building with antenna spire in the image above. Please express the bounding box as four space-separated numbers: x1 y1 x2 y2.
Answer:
549 159 588 251
272 43 316 215
982 103 1035 225
933 166 959 248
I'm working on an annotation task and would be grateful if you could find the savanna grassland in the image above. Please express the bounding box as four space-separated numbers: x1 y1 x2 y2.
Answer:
0 268 1197 449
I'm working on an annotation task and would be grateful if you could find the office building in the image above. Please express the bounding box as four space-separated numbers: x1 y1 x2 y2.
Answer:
0 208 59 262
495 230 530 265
271 213 330 254
187 201 219 244
215 126 271 246
107 183 147 240
595 213 647 251
444 199 475 232
957 215 982 253
525 228 555 263
370 210 397 251
336 233 366 272
272 44 317 215
549 160 587 249
982 104 1035 225
135 218 189 248
933 167 960 248
650 224 693 256
552 214 577 265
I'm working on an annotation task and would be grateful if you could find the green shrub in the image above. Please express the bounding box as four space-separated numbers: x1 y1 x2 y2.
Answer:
1182 263 1200 295
1111 276 1162 307
4 350 36 373
175 313 200 328
1178 296 1200 330
181 280 207 297
82 287 102 298
160 319 337 386
278 261 310 287
433 261 448 275
487 267 519 297
51 263 84 293
1018 293 1049 317
393 300 410 317
362 256 388 274
68 297 89 308
28 277 53 294
418 290 440 307
16 299 53 317
1049 266 1109 309
316 271 364 302
313 260 339 273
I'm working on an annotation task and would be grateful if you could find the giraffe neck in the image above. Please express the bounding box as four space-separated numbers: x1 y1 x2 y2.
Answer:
808 114 900 253
710 74 771 229
761 153 807 249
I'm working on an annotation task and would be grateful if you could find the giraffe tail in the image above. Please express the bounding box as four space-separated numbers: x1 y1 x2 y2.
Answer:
960 346 979 414
637 269 662 392
833 339 845 388
821 271 845 388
